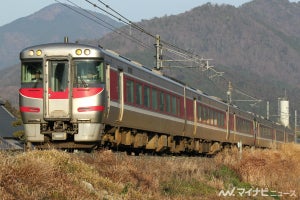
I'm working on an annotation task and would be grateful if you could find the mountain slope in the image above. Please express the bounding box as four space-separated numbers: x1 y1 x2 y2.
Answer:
97 0 300 115
1 0 300 117
0 3 123 69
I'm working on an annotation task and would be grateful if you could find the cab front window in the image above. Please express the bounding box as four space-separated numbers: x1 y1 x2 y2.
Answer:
21 61 43 88
74 60 104 88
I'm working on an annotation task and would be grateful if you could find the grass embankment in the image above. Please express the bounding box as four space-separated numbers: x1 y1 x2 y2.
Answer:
0 144 299 199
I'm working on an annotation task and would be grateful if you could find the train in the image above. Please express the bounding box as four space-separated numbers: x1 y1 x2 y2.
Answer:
19 40 295 153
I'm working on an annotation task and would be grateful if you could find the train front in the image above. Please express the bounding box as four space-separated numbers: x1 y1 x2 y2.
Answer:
19 43 106 149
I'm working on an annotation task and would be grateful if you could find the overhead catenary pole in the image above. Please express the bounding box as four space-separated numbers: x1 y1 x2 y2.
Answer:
155 34 163 70
295 110 298 143
267 101 269 120
226 81 232 140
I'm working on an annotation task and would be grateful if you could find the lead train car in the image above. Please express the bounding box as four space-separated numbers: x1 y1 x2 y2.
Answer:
19 42 294 152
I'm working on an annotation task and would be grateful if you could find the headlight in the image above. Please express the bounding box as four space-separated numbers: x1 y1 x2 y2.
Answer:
84 49 90 55
36 50 42 56
28 50 34 56
76 49 82 55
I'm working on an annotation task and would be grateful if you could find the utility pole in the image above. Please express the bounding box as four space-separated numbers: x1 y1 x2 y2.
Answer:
267 101 269 120
226 81 232 140
295 110 298 143
155 34 163 70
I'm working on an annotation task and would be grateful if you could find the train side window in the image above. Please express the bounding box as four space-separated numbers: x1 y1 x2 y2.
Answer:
218 112 225 127
126 79 134 104
210 110 214 125
213 111 218 126
171 96 177 115
166 94 171 113
261 126 272 139
205 108 210 123
177 98 181 116
97 62 105 82
237 118 241 131
136 82 143 105
208 109 213 125
276 130 284 141
237 118 251 134
152 89 158 110
197 104 202 121
222 114 225 127
202 106 207 123
201 107 204 122
159 92 165 112
144 85 150 108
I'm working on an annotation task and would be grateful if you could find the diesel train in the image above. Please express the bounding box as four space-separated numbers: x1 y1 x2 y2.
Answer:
19 41 295 153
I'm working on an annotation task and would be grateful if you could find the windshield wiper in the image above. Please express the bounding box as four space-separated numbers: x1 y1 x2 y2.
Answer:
79 76 88 88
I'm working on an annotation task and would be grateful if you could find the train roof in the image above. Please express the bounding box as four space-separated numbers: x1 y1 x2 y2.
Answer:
20 43 103 59
101 46 230 107
21 42 99 51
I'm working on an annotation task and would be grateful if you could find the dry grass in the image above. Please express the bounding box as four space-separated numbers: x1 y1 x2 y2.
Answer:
215 143 300 199
0 144 299 199
78 151 219 199
0 150 127 200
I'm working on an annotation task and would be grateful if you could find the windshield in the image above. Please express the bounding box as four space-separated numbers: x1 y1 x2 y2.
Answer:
21 61 43 88
21 60 104 89
74 60 104 88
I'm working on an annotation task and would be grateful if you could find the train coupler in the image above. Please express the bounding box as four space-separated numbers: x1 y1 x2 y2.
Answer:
52 132 67 140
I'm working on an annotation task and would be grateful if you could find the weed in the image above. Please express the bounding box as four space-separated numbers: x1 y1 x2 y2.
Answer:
0 144 299 199
212 165 251 189
161 177 215 197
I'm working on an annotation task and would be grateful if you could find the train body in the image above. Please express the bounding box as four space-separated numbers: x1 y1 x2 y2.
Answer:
19 42 295 152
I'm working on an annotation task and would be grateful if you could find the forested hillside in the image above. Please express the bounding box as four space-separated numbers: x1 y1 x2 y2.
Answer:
1 0 300 119
94 0 300 117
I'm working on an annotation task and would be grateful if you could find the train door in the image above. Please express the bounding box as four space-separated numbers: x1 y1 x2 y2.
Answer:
118 69 124 121
44 59 71 120
104 64 111 118
193 98 197 136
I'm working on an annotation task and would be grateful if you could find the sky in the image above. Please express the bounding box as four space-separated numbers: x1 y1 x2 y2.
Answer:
0 0 299 27
0 0 249 26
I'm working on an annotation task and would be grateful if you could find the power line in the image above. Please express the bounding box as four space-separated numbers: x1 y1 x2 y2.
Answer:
55 0 116 32
110 1 260 105
96 0 155 37
66 0 214 71
55 0 153 49
57 0 263 109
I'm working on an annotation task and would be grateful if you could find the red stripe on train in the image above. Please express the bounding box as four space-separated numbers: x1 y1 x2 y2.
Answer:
19 88 43 99
20 106 40 113
19 88 104 99
77 106 105 112
73 88 104 98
